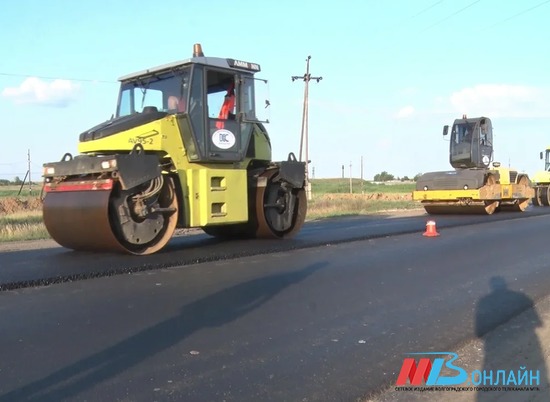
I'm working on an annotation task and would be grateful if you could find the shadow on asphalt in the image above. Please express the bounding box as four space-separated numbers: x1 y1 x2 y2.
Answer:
475 276 549 401
0 261 328 401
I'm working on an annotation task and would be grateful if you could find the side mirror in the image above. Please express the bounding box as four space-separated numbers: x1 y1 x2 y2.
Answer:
443 125 449 136
540 152 544 160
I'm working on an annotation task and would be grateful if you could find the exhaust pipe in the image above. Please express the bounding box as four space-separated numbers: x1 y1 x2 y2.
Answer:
193 43 204 57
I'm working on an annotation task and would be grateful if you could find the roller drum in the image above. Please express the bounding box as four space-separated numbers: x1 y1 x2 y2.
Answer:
43 190 127 253
254 170 307 238
423 201 499 215
201 168 307 239
42 177 179 255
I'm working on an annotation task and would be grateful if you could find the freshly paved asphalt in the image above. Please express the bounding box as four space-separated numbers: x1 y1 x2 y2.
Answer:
2 207 550 290
1 209 550 401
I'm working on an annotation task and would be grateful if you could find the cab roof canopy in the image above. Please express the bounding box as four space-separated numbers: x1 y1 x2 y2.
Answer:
454 116 491 125
118 44 261 83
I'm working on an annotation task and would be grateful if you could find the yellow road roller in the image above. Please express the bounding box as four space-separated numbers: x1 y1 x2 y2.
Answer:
412 115 533 215
531 147 550 206
42 44 307 255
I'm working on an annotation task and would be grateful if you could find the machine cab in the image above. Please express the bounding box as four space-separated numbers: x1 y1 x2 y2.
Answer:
115 45 269 163
541 149 550 171
447 116 493 169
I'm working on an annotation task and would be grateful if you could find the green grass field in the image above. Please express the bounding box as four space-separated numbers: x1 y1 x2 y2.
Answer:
310 178 415 194
0 185 40 197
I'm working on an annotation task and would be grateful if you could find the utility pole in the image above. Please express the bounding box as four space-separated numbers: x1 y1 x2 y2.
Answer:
341 165 344 179
349 161 353 194
312 166 315 179
292 56 322 201
18 149 32 196
360 156 364 194
27 149 32 194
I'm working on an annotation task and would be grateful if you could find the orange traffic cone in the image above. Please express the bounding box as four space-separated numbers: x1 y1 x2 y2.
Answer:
423 220 440 237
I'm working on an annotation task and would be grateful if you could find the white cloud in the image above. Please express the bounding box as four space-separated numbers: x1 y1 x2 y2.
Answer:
449 84 550 118
395 105 415 119
1 77 80 107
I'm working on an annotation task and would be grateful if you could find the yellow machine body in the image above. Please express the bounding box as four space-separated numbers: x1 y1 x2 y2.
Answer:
76 115 271 228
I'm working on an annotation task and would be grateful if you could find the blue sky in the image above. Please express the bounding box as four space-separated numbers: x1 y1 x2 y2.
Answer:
1 0 549 181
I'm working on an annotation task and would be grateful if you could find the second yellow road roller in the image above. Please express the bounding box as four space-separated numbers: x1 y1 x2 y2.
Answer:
412 115 533 215
530 147 550 206
41 44 307 255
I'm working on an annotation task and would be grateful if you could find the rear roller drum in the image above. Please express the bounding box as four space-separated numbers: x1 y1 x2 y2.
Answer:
201 169 306 240
255 170 307 239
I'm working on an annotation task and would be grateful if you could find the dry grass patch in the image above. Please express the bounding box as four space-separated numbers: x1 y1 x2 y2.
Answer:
307 193 420 220
0 210 49 242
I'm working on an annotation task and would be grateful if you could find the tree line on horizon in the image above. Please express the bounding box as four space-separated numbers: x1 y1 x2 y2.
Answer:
0 176 36 186
372 171 422 182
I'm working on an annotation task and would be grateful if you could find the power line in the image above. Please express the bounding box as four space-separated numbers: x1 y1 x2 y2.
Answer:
485 0 550 30
375 1 447 35
0 72 117 84
420 0 482 32
407 0 446 20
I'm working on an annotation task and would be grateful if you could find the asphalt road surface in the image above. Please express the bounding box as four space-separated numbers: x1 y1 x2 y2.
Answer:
2 208 550 401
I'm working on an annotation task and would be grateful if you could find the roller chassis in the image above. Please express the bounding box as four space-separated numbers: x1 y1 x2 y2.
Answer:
412 168 534 215
42 146 307 255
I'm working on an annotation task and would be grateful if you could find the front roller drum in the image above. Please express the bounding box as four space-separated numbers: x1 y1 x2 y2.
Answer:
43 190 127 253
43 177 179 255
